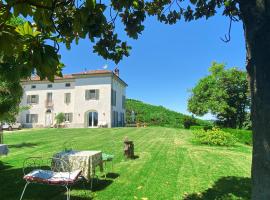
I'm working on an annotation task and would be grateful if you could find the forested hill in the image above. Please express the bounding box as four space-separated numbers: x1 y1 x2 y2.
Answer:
125 99 207 128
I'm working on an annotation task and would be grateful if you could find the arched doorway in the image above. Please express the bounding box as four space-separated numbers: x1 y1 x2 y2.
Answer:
85 111 98 127
45 109 53 127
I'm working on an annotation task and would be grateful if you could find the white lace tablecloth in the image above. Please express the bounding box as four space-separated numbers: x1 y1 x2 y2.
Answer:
0 144 9 155
52 150 103 181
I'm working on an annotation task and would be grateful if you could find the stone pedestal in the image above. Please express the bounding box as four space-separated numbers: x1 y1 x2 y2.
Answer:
124 140 134 159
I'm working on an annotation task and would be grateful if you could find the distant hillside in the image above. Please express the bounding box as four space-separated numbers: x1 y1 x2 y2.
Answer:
125 99 208 128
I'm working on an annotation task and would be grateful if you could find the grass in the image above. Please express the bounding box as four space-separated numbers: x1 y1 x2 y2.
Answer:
0 127 251 200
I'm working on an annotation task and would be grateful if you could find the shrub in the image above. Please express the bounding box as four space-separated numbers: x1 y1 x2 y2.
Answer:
190 125 204 130
193 128 237 146
183 116 197 129
55 112 65 126
203 124 213 131
222 128 252 146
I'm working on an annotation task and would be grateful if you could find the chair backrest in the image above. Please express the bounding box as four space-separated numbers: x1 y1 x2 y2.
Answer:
23 157 72 179
23 157 50 176
51 157 71 173
62 140 78 152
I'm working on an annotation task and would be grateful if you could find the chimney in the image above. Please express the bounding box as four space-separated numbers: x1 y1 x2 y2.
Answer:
114 67 119 77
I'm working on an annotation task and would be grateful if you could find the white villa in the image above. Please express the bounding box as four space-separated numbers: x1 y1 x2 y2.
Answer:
18 69 127 128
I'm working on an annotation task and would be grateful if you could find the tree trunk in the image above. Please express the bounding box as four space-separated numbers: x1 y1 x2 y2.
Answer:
240 1 270 199
0 125 3 144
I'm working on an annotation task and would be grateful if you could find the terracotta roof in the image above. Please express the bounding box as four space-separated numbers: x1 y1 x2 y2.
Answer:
21 70 128 86
72 70 112 75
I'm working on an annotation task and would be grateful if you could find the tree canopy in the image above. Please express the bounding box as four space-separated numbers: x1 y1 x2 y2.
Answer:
188 62 250 128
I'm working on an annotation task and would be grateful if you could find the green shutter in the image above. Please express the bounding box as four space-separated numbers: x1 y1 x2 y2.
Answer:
85 90 88 100
70 113 73 122
27 95 30 104
96 89 99 100
26 114 29 123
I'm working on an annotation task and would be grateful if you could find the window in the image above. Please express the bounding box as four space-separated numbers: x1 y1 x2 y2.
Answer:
31 85 36 89
85 89 99 100
27 95 39 104
64 93 71 104
47 92 52 102
111 89 116 106
115 111 118 127
121 113 125 127
64 113 73 122
65 83 71 87
112 111 118 127
47 84 52 88
122 95 126 109
26 114 38 123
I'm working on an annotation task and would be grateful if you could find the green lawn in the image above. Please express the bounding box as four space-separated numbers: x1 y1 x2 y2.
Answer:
0 127 251 200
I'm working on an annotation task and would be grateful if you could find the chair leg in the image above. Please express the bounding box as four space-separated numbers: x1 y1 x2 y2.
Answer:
111 160 113 171
19 182 30 200
90 178 93 190
104 161 107 179
82 179 87 196
65 186 70 200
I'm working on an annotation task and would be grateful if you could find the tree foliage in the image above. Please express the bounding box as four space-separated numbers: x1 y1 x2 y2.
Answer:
188 62 250 128
0 74 23 122
55 112 65 125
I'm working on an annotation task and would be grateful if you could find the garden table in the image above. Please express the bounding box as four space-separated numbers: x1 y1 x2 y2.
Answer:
52 150 103 181
0 144 9 155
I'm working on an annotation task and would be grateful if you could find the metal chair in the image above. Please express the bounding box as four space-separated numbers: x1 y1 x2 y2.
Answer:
102 153 114 179
19 157 83 200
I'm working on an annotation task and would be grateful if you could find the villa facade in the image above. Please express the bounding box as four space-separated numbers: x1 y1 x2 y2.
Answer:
19 70 127 128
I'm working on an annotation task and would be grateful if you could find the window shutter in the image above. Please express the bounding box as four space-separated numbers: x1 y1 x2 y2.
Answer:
85 90 88 100
114 91 116 106
96 89 99 100
26 114 29 123
68 93 71 103
35 114 38 123
111 89 113 105
70 113 73 122
64 93 71 103
36 95 39 104
27 96 30 104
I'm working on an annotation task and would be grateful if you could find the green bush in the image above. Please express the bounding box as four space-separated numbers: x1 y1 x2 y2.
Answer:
193 128 237 146
55 112 65 125
190 125 204 130
222 128 252 146
203 124 213 131
183 116 197 129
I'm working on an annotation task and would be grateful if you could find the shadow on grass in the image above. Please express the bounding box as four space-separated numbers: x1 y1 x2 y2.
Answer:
0 160 12 170
0 163 97 199
106 172 120 179
183 176 251 200
91 173 120 192
133 155 140 159
8 142 38 148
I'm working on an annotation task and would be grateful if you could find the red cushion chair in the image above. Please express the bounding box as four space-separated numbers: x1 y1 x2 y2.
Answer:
19 157 83 200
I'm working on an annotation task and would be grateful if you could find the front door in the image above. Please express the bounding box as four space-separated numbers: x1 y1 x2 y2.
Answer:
88 112 98 127
45 111 53 127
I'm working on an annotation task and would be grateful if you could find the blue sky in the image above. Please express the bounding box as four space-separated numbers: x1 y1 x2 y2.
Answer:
59 13 246 118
